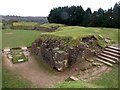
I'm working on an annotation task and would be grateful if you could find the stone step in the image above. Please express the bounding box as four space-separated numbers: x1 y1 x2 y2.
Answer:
96 58 113 66
100 53 119 61
103 50 120 58
107 46 120 51
97 55 116 63
104 48 120 54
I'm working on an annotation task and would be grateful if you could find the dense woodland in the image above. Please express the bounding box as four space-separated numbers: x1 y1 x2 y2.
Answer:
48 2 120 28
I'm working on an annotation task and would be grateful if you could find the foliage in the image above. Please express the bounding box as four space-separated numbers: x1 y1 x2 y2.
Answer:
48 2 120 28
48 6 84 25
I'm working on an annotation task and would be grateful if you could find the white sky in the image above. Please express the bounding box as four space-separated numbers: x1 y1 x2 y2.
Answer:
0 0 119 17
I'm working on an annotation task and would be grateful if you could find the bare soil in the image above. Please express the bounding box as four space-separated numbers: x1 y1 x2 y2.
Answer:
2 53 112 88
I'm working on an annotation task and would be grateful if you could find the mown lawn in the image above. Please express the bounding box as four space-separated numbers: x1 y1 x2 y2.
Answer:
2 29 42 49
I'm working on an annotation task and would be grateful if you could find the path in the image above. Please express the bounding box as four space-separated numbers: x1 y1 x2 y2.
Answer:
2 53 77 88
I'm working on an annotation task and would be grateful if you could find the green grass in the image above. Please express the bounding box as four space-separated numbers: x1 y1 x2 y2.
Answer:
13 22 38 27
2 66 34 88
51 26 119 42
55 66 118 88
11 49 28 64
2 25 119 49
12 22 38 29
2 24 119 88
39 23 65 28
46 26 119 47
55 80 103 88
2 29 42 49
91 65 118 88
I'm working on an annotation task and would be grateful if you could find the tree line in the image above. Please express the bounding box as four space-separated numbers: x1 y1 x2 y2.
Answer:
48 2 120 28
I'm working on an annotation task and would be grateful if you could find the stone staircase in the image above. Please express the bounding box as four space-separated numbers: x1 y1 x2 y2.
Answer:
96 45 120 66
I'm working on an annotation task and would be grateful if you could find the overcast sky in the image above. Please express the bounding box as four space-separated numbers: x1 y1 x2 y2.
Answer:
0 0 119 17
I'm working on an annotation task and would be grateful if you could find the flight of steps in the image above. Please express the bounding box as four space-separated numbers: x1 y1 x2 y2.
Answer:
96 45 120 66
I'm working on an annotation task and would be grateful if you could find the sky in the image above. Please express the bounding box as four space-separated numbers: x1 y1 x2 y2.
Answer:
0 0 120 17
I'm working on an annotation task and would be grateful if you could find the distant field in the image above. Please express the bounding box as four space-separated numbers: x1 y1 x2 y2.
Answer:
2 29 42 49
13 22 38 27
12 22 38 29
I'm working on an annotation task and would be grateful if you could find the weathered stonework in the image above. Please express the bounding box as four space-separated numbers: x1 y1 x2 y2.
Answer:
31 35 101 71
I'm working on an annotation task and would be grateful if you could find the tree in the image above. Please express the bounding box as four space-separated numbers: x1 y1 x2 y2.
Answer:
83 8 92 26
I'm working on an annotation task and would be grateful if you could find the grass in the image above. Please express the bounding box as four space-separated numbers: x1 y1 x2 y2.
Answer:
13 22 38 27
2 66 34 88
51 26 119 42
2 29 42 49
11 49 28 64
91 65 118 88
2 23 119 88
2 24 119 49
55 80 103 88
55 65 118 88
47 26 119 47
12 22 38 30
39 23 65 28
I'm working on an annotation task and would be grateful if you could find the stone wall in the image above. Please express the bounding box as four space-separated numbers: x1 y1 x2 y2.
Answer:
31 35 101 71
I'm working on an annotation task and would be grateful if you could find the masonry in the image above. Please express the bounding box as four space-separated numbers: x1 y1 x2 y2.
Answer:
31 34 102 71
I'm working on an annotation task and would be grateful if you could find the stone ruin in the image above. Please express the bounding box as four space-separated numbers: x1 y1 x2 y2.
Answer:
31 35 102 71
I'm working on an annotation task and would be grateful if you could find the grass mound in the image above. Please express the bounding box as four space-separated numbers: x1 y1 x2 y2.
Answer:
48 26 119 47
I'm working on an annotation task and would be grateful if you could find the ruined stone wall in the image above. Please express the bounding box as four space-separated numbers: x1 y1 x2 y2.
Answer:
31 35 101 71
